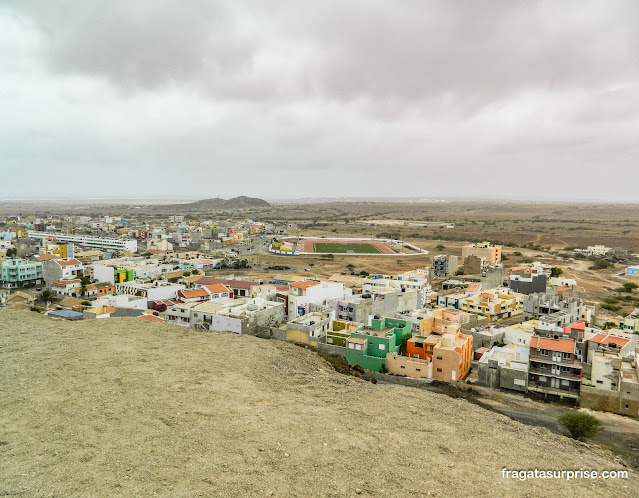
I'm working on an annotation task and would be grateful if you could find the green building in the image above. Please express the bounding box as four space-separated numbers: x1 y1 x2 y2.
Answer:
345 317 412 372
326 319 364 347
0 258 44 288
114 267 135 283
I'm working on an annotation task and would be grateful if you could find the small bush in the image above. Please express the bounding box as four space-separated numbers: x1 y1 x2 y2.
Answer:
558 412 603 441
588 258 613 270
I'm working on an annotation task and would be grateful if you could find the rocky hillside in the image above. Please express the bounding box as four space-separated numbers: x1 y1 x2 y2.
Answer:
0 310 636 496
169 196 271 210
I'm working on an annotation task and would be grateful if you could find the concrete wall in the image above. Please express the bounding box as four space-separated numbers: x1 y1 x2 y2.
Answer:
470 329 505 350
509 274 547 295
499 365 527 392
210 314 243 334
285 328 320 347
386 353 432 378
317 342 346 357
579 385 622 414
477 360 500 389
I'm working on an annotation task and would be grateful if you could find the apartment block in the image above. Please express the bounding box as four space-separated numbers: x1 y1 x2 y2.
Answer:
388 324 473 381
39 241 75 259
462 241 502 265
42 258 84 286
527 323 586 400
28 231 137 252
345 317 412 372
330 289 420 324
508 273 547 295
432 255 459 277
288 280 350 319
523 293 583 326
362 271 430 308
460 289 523 322
0 258 44 288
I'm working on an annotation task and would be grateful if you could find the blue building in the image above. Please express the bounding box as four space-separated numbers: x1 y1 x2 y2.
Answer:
626 266 639 277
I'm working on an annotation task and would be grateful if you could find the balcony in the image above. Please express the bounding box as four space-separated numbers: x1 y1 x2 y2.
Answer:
527 382 580 399
529 367 581 381
529 356 582 368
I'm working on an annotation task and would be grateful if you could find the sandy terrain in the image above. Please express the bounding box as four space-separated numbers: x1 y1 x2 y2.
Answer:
1 310 637 497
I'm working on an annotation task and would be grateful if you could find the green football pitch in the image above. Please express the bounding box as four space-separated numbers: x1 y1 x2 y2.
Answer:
312 242 383 254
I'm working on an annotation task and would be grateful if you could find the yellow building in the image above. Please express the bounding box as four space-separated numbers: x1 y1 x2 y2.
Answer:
39 241 74 259
461 290 523 322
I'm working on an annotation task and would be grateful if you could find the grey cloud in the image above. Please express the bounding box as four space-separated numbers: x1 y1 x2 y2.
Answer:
12 0 639 104
1 1 639 201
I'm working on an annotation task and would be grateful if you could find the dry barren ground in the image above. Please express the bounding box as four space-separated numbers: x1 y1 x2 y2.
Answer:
1 310 637 497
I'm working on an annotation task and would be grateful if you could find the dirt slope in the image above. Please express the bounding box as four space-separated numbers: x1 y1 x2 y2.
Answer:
1 310 637 497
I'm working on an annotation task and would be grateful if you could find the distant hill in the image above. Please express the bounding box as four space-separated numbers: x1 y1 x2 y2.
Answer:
170 196 271 210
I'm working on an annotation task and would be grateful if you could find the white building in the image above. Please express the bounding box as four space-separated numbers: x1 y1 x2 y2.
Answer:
116 281 185 304
28 231 137 252
42 258 84 286
363 271 431 308
166 297 285 334
287 280 351 320
92 294 148 310
500 320 538 347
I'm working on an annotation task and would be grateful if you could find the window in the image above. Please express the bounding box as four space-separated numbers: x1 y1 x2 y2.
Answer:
540 349 548 355
436 356 443 360
379 344 385 350
436 368 442 373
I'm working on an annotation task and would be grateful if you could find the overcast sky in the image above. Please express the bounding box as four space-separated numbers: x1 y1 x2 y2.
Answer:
1 1 638 201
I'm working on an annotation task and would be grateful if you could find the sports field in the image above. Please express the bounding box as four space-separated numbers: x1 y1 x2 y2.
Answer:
313 242 383 254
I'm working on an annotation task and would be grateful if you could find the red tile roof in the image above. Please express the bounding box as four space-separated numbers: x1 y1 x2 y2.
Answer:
180 289 210 299
57 259 82 266
290 281 320 290
140 314 164 322
564 321 585 333
204 284 231 294
530 337 575 354
590 333 630 348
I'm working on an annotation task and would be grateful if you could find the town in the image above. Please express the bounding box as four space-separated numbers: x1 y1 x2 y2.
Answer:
2 204 638 422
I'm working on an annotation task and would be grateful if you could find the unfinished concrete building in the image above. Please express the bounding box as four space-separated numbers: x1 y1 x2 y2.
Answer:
432 255 459 277
523 293 583 327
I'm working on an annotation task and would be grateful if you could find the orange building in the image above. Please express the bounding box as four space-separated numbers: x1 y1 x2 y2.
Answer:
462 242 501 265
404 320 473 381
